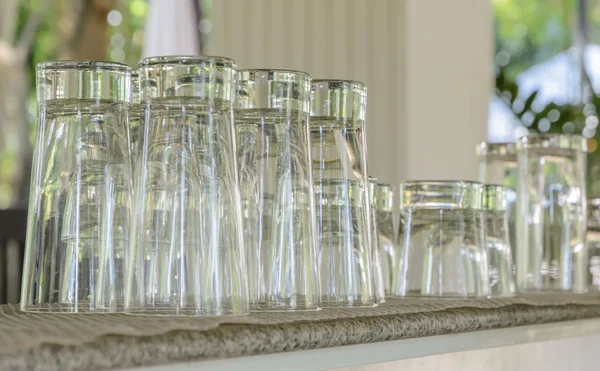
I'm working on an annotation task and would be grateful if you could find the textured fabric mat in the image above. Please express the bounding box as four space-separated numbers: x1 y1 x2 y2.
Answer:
1 294 600 355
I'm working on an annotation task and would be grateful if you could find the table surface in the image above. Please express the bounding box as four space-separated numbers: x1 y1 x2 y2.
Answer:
2 294 600 371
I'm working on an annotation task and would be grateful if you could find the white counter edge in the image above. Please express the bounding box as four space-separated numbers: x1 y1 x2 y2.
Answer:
124 318 600 371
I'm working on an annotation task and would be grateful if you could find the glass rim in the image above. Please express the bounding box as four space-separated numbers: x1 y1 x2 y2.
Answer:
476 141 517 157
312 79 366 89
237 68 311 79
376 182 394 191
37 60 131 72
138 55 236 68
516 133 587 152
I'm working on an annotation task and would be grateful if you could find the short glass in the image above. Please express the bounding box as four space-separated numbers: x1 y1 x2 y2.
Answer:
392 181 489 298
587 198 600 291
311 80 374 307
483 185 516 297
516 134 587 293
476 142 517 261
21 61 133 312
235 69 320 311
125 56 248 315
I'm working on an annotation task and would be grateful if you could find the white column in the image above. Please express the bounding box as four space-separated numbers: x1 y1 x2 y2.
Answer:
403 0 493 182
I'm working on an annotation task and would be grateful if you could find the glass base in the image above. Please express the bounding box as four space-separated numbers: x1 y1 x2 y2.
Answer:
250 304 321 313
20 302 121 314
250 296 321 312
124 301 249 316
320 298 377 308
518 288 588 295
390 291 490 299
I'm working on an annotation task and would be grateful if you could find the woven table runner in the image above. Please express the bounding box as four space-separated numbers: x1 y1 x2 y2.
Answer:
1 294 600 355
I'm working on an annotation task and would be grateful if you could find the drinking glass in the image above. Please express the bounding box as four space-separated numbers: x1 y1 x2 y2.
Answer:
235 69 320 311
21 61 133 312
311 80 374 307
373 182 396 296
392 181 489 298
516 134 587 293
587 198 600 291
483 185 516 297
125 56 248 315
368 177 385 304
476 142 518 261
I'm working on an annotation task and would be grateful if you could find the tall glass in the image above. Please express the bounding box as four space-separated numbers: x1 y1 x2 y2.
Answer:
21 61 133 312
392 181 489 297
235 69 320 311
125 56 248 315
476 142 517 261
311 80 374 307
483 185 516 297
373 182 395 296
587 198 600 291
368 177 385 304
516 134 587 293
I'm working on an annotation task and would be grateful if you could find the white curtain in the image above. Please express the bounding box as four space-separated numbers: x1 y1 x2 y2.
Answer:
142 0 201 57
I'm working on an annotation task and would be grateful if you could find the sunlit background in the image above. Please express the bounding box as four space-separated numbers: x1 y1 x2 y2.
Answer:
491 0 600 195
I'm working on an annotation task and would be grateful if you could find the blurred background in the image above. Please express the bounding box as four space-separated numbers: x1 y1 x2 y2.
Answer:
0 0 599 302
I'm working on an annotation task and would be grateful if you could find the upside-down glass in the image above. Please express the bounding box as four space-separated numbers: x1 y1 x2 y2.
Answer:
373 182 396 296
235 69 320 311
588 199 600 291
311 80 374 307
392 181 489 298
476 142 518 261
483 185 516 297
368 177 385 304
21 61 133 312
125 56 248 315
516 134 587 293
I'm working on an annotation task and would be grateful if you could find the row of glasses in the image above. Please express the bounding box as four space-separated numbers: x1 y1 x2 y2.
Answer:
478 134 590 294
20 57 389 314
26 58 590 314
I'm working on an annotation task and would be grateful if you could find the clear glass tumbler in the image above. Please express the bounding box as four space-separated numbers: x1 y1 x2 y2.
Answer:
476 142 518 261
311 80 374 307
125 56 248 315
516 134 587 293
21 61 133 312
373 182 396 296
235 69 320 311
368 177 385 304
483 185 516 297
586 198 600 291
392 181 489 298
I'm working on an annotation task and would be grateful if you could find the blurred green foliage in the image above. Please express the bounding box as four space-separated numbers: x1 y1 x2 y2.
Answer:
0 1 148 206
494 0 600 196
